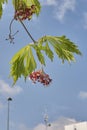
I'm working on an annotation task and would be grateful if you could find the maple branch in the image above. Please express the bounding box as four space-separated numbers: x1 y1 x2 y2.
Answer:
6 18 19 43
9 18 15 35
18 19 36 43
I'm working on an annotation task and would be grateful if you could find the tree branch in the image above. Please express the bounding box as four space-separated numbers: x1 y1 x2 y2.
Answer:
18 18 36 43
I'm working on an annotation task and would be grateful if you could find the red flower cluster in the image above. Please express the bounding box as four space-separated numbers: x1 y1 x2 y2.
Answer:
14 5 36 21
29 70 52 86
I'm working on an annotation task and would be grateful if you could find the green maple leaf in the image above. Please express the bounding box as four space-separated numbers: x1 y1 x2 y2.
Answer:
12 0 41 16
10 44 37 85
31 44 45 65
38 38 54 61
38 35 82 63
10 35 81 85
25 0 41 15
0 0 8 18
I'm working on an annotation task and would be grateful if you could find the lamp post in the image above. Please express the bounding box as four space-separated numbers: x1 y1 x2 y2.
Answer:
7 97 12 130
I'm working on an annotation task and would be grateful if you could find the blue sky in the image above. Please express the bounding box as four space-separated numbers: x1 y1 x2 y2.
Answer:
0 0 87 130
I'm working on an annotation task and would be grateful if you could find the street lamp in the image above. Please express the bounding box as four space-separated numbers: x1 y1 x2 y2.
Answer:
7 97 12 130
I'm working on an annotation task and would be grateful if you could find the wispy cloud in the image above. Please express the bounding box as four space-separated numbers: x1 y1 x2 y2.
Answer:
40 0 57 6
83 12 87 29
10 122 33 130
40 0 76 22
18 124 32 130
79 91 87 99
54 0 76 22
34 117 77 130
12 117 77 130
0 80 22 96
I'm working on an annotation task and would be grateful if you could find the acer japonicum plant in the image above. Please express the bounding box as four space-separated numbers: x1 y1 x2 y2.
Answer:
0 0 82 86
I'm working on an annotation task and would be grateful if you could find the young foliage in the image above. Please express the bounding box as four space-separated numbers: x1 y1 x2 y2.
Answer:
12 0 41 15
0 0 41 19
31 44 46 65
0 0 8 18
10 44 37 85
10 35 81 84
38 35 81 63
0 0 81 85
25 0 41 15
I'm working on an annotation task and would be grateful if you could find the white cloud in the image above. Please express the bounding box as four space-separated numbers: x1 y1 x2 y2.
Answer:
54 0 76 22
34 117 77 130
18 124 32 130
13 117 77 130
34 123 45 130
40 0 57 6
10 122 33 130
79 91 87 99
0 80 22 96
40 0 76 22
46 0 57 6
83 12 87 29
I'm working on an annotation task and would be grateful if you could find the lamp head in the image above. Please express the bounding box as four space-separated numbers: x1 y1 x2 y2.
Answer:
8 97 12 101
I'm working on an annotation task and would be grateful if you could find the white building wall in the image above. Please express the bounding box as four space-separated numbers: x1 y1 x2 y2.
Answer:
65 122 87 130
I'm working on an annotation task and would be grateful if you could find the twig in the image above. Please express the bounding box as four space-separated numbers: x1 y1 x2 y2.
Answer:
6 18 19 43
18 18 36 43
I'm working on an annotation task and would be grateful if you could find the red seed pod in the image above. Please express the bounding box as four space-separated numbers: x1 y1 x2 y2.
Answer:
29 69 52 86
14 4 36 21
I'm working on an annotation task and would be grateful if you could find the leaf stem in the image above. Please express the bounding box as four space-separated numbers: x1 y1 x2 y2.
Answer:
9 18 15 35
18 18 36 43
6 18 19 43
